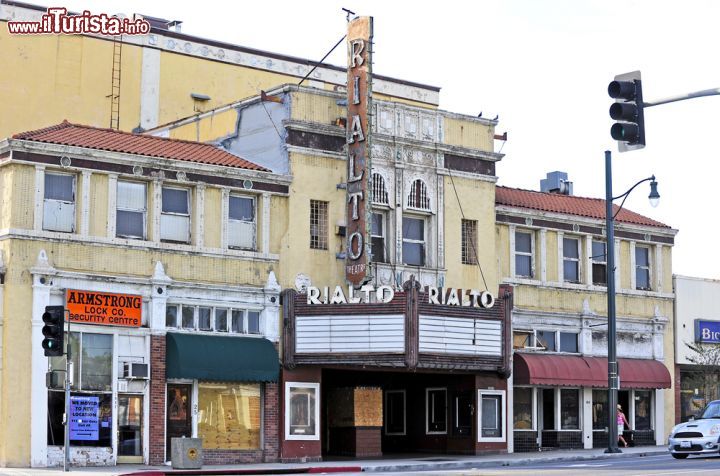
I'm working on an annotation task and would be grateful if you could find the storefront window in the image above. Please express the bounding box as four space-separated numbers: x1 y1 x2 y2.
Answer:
81 333 112 391
50 332 111 391
426 388 447 434
481 394 502 437
47 332 113 447
286 382 319 440
47 392 112 447
634 390 652 430
478 390 506 442
560 389 579 429
197 382 260 450
514 387 533 429
385 390 406 435
592 389 608 430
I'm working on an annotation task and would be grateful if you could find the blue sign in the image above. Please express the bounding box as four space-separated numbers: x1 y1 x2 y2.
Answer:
694 320 720 344
69 396 99 441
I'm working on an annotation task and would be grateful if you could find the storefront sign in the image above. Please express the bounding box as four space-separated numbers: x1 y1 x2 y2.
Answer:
307 285 394 304
306 285 495 308
66 289 142 327
695 319 720 343
428 287 495 309
345 16 373 286
69 395 99 441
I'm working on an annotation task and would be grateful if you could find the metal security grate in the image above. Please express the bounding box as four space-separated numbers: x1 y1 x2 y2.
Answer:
461 219 478 265
407 179 430 210
371 172 389 205
310 200 328 250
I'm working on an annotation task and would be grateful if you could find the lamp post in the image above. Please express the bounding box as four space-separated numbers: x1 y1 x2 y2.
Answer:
604 150 660 453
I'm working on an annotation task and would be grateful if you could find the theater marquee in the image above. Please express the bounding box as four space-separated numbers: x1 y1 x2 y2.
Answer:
345 16 373 286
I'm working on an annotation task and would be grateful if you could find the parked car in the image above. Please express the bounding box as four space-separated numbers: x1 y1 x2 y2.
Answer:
668 399 720 459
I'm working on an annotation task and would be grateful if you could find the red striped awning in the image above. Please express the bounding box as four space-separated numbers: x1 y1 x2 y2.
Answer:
513 353 671 389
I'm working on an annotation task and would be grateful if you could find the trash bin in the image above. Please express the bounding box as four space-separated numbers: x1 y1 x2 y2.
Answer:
171 437 203 469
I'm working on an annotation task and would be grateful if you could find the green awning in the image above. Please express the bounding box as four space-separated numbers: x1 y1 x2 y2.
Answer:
166 333 279 382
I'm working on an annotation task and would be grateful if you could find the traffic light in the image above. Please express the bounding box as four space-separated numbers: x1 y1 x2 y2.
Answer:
608 71 645 152
41 306 65 357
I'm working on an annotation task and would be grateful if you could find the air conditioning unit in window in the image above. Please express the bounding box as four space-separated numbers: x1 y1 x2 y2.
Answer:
123 362 149 379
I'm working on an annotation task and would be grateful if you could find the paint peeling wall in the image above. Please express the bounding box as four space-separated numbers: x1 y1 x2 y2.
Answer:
223 101 290 174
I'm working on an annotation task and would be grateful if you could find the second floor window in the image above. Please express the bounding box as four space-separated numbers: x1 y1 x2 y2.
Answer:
514 330 578 353
514 230 533 278
116 181 147 239
43 172 75 233
402 216 425 266
635 246 651 290
371 212 387 263
161 187 190 243
592 241 607 285
563 237 580 283
371 172 389 205
166 304 261 335
228 195 255 250
310 200 328 250
461 219 478 265
407 179 430 210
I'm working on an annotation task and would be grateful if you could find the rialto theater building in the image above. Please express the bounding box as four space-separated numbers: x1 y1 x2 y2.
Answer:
150 16 515 459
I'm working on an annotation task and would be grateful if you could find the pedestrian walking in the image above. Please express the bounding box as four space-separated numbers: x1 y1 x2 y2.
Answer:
617 404 630 447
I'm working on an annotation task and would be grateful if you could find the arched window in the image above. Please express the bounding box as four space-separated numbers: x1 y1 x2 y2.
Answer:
407 179 430 210
371 172 389 205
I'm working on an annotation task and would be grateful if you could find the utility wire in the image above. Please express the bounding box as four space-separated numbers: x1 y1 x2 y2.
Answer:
447 168 490 291
260 100 283 141
298 35 346 86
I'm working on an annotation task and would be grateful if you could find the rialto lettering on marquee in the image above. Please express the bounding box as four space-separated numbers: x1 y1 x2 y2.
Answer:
306 285 495 309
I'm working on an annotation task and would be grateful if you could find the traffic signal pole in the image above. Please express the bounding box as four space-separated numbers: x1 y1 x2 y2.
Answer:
643 87 720 107
64 310 70 472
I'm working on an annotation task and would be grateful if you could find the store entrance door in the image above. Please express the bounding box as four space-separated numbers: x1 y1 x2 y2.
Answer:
166 384 192 459
117 395 143 463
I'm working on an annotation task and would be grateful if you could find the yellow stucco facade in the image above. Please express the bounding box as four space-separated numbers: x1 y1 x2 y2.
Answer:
495 218 677 443
0 2 438 141
0 143 290 465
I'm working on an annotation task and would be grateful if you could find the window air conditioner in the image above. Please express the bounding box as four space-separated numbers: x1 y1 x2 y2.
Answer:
123 362 149 379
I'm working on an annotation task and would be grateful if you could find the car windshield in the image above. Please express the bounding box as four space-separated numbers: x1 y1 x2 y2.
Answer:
700 401 720 419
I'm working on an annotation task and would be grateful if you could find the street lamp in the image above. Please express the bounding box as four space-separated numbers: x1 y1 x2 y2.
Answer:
604 150 660 454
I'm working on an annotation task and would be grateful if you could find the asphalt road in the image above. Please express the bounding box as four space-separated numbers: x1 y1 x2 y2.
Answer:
391 453 720 475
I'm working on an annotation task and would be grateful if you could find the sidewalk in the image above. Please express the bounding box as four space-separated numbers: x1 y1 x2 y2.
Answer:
0 446 668 476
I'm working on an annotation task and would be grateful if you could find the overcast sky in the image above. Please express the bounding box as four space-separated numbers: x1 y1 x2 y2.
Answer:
58 0 720 280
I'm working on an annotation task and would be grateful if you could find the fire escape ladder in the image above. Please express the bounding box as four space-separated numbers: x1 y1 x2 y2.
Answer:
110 36 123 129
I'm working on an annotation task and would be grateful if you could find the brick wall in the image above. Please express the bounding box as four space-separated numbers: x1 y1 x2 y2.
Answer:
263 382 279 462
149 335 166 465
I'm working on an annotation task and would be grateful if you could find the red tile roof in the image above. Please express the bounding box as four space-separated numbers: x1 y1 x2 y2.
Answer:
12 121 269 171
495 186 669 228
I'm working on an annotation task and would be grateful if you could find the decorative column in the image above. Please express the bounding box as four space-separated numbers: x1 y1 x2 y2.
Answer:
30 250 57 467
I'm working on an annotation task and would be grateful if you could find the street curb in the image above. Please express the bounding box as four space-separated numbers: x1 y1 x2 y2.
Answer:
362 449 668 472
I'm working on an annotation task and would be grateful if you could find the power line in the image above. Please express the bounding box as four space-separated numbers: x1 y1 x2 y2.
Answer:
447 168 490 291
298 34 346 87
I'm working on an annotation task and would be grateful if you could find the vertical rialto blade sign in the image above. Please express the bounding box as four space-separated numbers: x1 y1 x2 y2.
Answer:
345 16 373 286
